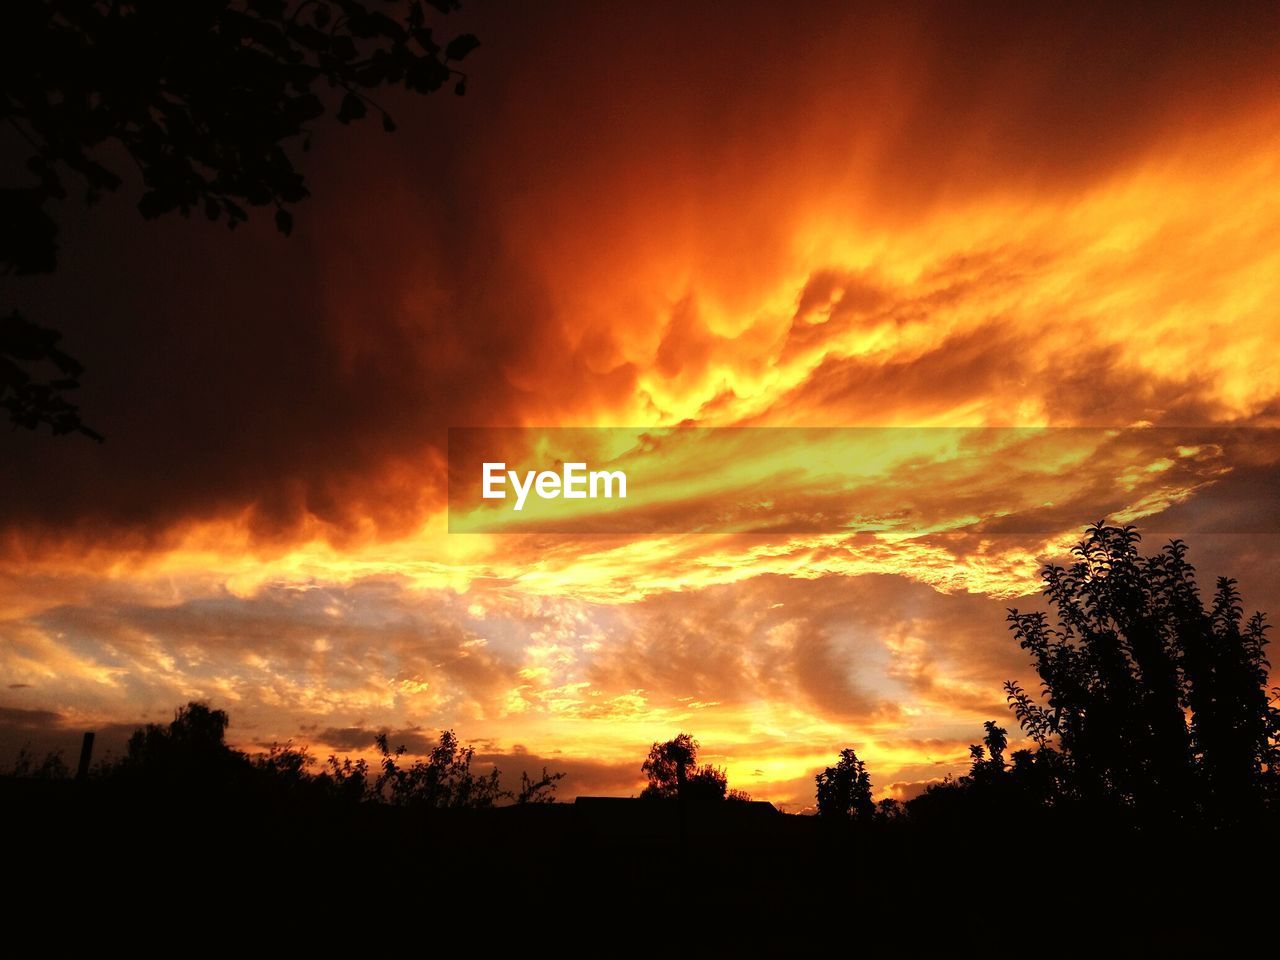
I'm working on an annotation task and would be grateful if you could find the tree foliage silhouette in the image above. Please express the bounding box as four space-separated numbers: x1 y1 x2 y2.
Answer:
641 732 731 801
119 701 247 788
965 720 1008 787
372 729 507 808
517 766 566 804
316 751 371 803
1 0 478 437
815 747 874 820
0 311 99 439
1003 522 1280 822
58 700 564 810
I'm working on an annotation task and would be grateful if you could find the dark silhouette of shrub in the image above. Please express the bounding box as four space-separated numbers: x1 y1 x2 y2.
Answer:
372 728 508 808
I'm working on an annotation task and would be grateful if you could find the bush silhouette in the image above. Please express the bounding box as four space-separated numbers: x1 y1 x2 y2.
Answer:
372 729 508 808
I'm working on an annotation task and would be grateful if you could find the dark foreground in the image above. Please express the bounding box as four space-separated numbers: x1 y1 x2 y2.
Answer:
6 776 1274 951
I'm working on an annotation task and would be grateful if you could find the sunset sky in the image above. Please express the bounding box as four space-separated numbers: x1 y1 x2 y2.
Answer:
3 1 1280 809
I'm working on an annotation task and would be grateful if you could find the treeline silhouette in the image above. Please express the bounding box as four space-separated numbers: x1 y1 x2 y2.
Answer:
6 523 1279 948
16 700 566 808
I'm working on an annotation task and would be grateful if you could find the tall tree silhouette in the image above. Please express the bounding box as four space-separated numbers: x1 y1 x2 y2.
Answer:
814 747 874 820
1 0 478 437
1005 522 1280 822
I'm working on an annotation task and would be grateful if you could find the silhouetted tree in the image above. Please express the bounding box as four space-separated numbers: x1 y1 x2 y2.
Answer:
815 748 874 821
1005 522 1280 822
1 0 479 436
118 701 248 789
641 732 697 799
641 733 732 801
682 764 729 801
